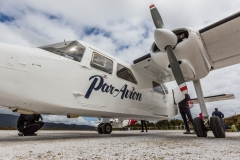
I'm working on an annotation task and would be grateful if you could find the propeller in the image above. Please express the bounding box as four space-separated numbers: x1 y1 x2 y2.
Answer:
149 4 188 94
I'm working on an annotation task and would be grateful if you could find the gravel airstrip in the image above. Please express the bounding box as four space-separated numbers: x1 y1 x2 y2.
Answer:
0 130 240 160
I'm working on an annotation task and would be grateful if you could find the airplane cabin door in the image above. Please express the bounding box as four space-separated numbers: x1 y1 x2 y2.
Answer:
76 50 114 107
152 81 168 116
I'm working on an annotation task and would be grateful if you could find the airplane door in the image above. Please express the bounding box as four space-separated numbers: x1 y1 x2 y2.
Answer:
152 81 168 116
76 50 113 107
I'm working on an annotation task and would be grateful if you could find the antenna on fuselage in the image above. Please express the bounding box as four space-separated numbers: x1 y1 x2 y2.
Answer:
64 39 67 45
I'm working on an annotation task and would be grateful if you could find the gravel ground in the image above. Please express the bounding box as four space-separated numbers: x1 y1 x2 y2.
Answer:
0 130 240 160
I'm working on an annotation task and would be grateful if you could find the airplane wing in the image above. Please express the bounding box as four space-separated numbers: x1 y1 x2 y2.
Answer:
190 94 235 104
199 12 240 70
132 54 174 82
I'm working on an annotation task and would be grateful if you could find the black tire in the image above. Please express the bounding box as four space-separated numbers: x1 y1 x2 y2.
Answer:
102 123 112 134
193 117 207 137
210 116 225 138
97 123 103 134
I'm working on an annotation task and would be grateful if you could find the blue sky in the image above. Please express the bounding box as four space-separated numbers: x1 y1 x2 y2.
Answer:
0 0 240 125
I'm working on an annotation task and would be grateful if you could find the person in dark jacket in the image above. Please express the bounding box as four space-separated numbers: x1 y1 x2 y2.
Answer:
17 114 44 136
212 108 224 119
140 120 148 132
178 93 194 134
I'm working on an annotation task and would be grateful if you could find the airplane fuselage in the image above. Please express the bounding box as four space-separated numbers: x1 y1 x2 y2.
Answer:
0 41 177 121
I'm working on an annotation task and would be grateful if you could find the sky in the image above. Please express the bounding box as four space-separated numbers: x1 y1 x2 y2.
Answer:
0 0 240 126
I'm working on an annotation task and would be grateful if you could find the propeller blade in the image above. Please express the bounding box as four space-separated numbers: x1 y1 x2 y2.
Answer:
149 4 164 28
166 46 188 94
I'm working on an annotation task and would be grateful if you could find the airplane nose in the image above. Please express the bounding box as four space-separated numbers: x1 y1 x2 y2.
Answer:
0 42 28 108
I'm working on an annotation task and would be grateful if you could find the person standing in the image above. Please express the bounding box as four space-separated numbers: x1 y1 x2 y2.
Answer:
212 108 224 119
178 93 194 134
140 120 148 132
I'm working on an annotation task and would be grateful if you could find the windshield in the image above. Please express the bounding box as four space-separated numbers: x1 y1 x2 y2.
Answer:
40 41 86 62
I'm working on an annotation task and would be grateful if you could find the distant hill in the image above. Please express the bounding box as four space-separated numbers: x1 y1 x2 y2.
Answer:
0 114 95 130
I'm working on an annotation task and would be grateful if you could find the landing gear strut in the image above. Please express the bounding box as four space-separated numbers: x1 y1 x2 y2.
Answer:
193 80 209 137
193 80 225 138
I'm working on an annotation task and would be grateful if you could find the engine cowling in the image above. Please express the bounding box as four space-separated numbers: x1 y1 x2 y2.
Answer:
150 27 211 82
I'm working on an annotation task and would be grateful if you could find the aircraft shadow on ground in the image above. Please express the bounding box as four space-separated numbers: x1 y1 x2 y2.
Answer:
0 131 240 142
0 131 147 142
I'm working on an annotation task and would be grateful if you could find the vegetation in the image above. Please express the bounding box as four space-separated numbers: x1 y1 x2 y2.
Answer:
126 119 185 130
224 114 240 130
0 127 17 130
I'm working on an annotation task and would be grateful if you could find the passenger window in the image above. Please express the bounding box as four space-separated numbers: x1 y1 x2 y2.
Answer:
152 81 165 95
117 64 137 84
162 84 168 94
90 52 113 74
41 41 86 62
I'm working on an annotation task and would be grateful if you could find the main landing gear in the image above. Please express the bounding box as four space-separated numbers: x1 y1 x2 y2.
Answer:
210 116 225 138
193 80 225 138
193 117 207 137
193 116 225 138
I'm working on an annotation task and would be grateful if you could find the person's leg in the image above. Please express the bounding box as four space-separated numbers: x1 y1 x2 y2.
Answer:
144 121 148 132
36 121 44 129
17 126 24 136
22 123 40 135
180 110 190 131
220 119 226 131
186 109 194 126
186 109 195 133
141 120 144 132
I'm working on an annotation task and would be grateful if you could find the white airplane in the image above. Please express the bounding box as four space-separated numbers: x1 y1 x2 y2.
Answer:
0 4 239 138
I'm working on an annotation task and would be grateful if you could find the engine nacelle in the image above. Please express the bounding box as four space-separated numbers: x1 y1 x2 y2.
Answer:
150 27 211 81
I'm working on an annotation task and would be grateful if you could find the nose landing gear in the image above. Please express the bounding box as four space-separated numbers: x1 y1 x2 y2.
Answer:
102 123 112 134
97 121 112 134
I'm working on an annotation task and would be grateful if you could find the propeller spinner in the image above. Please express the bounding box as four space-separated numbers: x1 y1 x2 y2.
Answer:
149 4 188 94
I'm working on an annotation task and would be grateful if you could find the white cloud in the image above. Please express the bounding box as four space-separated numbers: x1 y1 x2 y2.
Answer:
42 115 91 125
0 0 240 124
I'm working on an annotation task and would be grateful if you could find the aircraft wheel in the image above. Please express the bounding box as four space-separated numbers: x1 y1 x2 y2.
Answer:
97 123 103 134
102 123 112 134
210 116 225 138
193 117 207 137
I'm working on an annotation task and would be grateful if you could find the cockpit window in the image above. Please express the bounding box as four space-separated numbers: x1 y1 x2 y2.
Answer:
40 41 86 62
